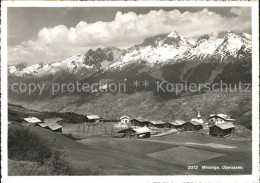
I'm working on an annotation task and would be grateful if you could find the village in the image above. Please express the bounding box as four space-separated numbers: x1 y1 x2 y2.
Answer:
13 111 236 139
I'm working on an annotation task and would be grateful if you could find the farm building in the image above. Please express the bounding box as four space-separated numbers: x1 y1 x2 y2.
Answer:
47 123 63 132
117 127 152 139
149 120 168 128
85 115 100 123
37 122 53 128
191 111 204 124
183 121 203 131
117 128 135 138
134 127 152 138
120 116 130 124
208 114 235 125
19 117 42 126
209 123 235 137
130 118 151 127
168 120 186 130
131 118 145 126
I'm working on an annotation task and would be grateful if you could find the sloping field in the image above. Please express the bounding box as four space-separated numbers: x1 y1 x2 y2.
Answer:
147 146 225 166
10 125 251 175
19 125 186 175
79 138 176 155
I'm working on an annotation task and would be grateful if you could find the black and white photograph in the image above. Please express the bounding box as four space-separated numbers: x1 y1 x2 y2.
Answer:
1 1 259 183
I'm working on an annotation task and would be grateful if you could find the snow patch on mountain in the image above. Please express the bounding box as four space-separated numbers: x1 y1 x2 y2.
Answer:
109 31 251 69
10 55 93 77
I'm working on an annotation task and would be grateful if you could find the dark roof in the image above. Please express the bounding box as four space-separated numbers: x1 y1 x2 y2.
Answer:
117 128 133 133
117 127 152 134
210 123 235 130
131 118 150 122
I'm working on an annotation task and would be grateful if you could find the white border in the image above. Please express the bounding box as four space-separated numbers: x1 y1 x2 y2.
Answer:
1 1 259 183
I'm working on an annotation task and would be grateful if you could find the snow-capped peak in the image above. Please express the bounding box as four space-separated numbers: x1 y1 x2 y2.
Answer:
167 31 179 38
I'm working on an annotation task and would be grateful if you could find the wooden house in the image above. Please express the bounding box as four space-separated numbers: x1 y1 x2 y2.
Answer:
47 123 63 132
134 127 152 138
130 118 142 126
209 123 235 137
168 120 186 130
37 122 53 128
183 121 203 131
19 117 42 126
117 127 152 139
85 115 100 123
130 118 150 127
149 120 168 128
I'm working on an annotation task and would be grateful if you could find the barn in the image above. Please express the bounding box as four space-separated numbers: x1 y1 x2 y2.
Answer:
183 121 203 131
134 127 152 138
139 120 151 127
130 118 142 126
130 118 151 127
38 122 53 128
85 115 100 123
47 123 63 132
168 120 186 130
19 117 42 126
209 123 235 137
117 128 137 138
117 127 152 139
149 120 168 128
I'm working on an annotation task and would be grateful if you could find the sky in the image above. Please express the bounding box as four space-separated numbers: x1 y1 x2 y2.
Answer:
7 7 251 65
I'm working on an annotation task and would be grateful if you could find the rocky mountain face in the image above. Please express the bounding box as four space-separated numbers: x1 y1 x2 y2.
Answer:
8 31 252 128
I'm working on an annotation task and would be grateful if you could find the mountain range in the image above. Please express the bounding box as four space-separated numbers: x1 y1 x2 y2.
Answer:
8 31 252 129
9 31 251 77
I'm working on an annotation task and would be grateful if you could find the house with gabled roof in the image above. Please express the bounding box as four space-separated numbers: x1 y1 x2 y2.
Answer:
20 117 42 126
168 119 186 130
183 121 203 131
85 115 100 123
117 127 152 138
47 123 63 132
209 123 235 137
148 120 167 128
